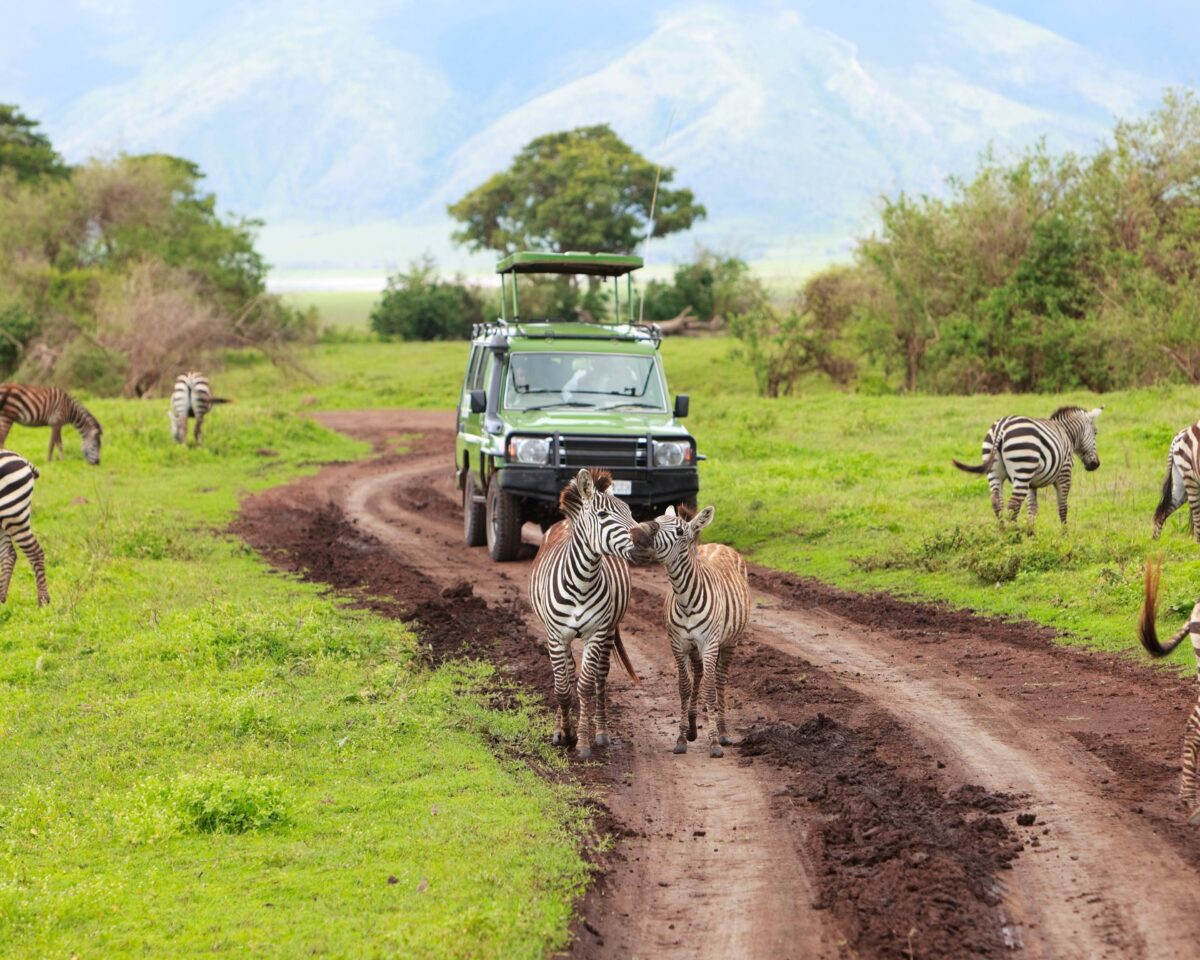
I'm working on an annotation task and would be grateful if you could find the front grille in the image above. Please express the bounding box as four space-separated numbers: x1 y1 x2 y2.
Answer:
558 435 647 468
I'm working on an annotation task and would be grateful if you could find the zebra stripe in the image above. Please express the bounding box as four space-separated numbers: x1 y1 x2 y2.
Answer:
171 372 212 445
952 405 1103 524
529 468 640 759
1138 559 1200 824
0 450 49 606
632 504 750 757
1153 422 1200 540
0 384 102 465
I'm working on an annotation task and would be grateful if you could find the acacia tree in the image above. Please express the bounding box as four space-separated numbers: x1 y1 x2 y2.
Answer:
0 104 68 182
448 124 705 255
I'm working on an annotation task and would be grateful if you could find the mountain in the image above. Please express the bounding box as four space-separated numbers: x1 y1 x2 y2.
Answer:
2 0 1183 274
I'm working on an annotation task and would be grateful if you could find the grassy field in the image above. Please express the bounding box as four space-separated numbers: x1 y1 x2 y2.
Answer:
281 290 379 329
0 402 587 956
221 334 1200 664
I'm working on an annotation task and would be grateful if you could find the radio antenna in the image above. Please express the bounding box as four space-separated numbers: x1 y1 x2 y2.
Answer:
639 106 677 324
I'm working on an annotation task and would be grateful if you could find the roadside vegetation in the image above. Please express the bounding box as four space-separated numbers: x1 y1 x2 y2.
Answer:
0 398 587 957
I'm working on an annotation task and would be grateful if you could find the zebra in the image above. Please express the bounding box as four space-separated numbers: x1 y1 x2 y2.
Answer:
952 405 1103 524
0 450 49 607
0 385 102 465
630 504 750 757
529 468 641 759
1152 422 1200 540
1138 558 1200 825
170 372 228 445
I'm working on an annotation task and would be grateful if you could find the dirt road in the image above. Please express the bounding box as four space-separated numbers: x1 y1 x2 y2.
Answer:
236 410 1200 959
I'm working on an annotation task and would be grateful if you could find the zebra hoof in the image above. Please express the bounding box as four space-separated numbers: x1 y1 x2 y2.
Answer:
1188 805 1200 826
594 732 611 748
686 718 698 742
576 745 592 760
552 731 564 747
673 740 688 754
709 743 724 759
565 731 578 750
718 735 733 747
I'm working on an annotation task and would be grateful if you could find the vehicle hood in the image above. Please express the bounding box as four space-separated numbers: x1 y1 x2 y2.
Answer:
502 409 688 436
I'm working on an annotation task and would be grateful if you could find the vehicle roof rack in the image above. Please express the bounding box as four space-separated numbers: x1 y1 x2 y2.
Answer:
495 251 643 277
471 319 662 347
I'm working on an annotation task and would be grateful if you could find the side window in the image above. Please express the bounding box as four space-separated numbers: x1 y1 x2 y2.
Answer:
464 347 483 394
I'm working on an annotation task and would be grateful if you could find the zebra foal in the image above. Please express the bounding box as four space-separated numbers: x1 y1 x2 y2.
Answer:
0 385 102 465
953 405 1102 525
1138 559 1200 825
631 504 750 757
0 450 49 606
171 372 228 445
1152 422 1200 540
529 468 641 759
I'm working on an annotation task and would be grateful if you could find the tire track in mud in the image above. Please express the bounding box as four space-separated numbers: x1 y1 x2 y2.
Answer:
236 410 1200 959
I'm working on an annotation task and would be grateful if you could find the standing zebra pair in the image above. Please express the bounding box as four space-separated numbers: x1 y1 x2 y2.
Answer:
528 468 749 759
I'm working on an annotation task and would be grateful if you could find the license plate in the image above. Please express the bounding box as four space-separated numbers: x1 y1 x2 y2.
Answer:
611 479 632 496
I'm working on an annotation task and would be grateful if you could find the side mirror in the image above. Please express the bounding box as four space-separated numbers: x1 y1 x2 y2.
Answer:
673 394 689 419
469 389 486 414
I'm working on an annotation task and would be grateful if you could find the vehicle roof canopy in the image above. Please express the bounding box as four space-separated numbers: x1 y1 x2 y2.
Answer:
495 251 643 277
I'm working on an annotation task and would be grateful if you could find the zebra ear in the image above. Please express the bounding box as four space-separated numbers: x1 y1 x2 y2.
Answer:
575 468 595 502
1087 407 1103 421
664 505 677 518
688 505 715 535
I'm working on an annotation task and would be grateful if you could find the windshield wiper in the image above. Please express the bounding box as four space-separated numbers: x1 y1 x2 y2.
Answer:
596 402 664 411
520 401 595 412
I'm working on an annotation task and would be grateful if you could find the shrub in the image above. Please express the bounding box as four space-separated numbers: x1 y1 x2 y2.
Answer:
371 256 485 340
173 769 289 834
641 248 763 323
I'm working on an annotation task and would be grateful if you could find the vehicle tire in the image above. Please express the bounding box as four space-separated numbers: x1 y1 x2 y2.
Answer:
486 479 523 562
463 478 486 547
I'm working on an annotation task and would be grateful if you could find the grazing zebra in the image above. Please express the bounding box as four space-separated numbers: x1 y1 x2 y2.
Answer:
529 468 641 759
1152 422 1200 540
1138 559 1200 825
631 504 750 757
170 372 227 445
952 405 1103 524
0 385 102 465
0 450 49 606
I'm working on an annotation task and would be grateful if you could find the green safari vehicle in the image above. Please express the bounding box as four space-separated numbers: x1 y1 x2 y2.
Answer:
456 251 701 561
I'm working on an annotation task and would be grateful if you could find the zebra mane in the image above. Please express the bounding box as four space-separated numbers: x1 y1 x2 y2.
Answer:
558 468 613 516
1049 405 1085 421
675 502 697 522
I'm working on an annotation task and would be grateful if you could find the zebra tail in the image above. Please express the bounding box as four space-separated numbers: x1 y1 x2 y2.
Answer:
612 626 640 686
1139 558 1191 657
1153 463 1177 531
28 462 39 480
209 397 232 405
952 450 997 474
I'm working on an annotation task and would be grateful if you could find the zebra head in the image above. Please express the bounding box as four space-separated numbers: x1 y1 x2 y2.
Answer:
82 425 101 465
632 503 715 566
1052 405 1102 472
559 468 638 560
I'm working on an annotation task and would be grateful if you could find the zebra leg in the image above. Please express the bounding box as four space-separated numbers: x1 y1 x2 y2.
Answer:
0 533 15 604
716 645 734 747
1055 479 1071 525
1186 475 1200 543
575 641 600 759
171 414 185 444
1183 700 1200 823
988 473 1004 519
701 646 723 758
592 640 613 748
672 641 692 753
1006 482 1030 522
549 637 577 749
194 411 205 446
0 417 12 446
1027 487 1039 528
48 425 62 461
688 645 703 742
12 528 48 606
1153 462 1185 538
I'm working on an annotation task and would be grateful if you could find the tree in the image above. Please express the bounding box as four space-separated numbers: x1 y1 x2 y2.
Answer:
0 104 68 182
641 249 762 325
448 125 705 255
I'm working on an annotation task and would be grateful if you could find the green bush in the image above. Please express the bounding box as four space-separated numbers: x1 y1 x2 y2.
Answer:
173 769 290 834
370 256 485 340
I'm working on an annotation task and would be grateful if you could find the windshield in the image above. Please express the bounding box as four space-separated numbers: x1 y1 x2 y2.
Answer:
504 352 667 412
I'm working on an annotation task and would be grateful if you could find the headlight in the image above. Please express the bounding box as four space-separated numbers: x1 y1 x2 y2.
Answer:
508 437 550 464
652 440 691 467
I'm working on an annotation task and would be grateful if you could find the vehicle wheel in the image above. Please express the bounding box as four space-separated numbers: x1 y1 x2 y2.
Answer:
486 480 523 562
463 478 486 547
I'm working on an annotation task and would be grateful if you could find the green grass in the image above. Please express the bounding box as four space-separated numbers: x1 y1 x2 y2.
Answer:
0 402 587 957
223 332 1200 665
